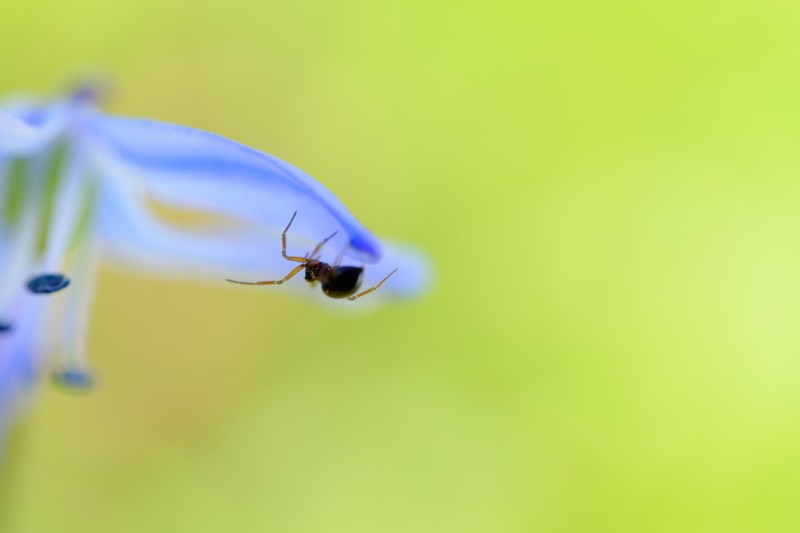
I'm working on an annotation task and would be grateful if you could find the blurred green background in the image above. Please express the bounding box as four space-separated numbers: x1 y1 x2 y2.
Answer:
3 0 800 531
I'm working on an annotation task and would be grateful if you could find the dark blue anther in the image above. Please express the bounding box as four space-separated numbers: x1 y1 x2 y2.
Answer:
52 369 94 391
0 321 12 334
27 273 71 294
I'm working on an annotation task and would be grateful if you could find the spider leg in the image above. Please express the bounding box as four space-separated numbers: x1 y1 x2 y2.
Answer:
347 268 399 301
226 264 305 286
309 230 338 260
281 211 307 263
333 246 347 267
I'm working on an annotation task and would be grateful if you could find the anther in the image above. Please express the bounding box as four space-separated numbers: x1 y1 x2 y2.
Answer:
52 368 94 391
27 273 71 294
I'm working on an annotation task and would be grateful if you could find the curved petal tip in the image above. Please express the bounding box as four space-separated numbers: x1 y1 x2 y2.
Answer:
376 240 434 301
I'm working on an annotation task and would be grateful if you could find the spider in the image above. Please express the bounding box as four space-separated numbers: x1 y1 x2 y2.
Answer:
226 211 397 301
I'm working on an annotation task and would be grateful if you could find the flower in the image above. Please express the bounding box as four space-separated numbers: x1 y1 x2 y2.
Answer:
0 86 429 438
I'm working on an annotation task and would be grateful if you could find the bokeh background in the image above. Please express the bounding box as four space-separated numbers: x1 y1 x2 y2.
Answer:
3 0 800 531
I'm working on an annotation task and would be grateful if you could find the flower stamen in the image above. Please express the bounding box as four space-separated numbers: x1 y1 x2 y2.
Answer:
51 368 94 391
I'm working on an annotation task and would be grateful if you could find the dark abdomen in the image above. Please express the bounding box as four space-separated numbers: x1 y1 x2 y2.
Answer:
321 266 364 298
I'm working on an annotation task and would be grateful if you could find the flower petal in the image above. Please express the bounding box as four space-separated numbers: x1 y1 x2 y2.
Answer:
0 111 44 155
85 117 383 263
0 102 69 157
96 177 431 302
0 295 46 442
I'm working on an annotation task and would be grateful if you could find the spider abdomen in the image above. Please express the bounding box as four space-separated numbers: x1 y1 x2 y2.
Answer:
321 266 364 298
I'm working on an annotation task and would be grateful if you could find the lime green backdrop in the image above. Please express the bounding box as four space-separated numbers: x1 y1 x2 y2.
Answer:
3 1 800 531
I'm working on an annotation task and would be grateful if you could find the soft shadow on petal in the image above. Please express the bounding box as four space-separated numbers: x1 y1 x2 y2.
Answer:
96 179 431 303
86 117 383 263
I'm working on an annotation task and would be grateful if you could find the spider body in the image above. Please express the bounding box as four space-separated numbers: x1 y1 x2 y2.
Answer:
226 212 396 301
318 265 365 298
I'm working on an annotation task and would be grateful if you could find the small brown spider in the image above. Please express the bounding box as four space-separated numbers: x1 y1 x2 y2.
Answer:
226 211 397 300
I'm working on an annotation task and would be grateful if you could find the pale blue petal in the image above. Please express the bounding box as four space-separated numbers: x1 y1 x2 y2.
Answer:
95 178 277 275
96 178 430 301
0 296 45 442
0 111 48 155
361 238 433 301
86 117 383 263
0 104 69 157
